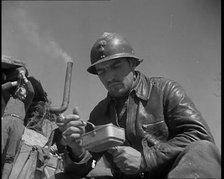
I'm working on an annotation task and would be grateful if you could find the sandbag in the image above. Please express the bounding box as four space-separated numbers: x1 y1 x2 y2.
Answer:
8 143 37 179
8 128 64 179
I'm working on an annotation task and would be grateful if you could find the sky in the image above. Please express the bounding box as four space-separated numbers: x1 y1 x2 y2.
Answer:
2 0 221 151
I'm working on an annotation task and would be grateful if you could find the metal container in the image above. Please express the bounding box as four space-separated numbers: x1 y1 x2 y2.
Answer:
81 123 125 152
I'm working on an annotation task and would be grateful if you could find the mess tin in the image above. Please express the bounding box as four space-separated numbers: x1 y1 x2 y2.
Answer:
81 123 125 152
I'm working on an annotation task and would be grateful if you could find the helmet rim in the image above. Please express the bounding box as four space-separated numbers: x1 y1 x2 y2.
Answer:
87 53 143 75
2 55 26 69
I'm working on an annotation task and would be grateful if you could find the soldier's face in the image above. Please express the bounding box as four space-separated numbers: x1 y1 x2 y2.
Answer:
95 58 135 97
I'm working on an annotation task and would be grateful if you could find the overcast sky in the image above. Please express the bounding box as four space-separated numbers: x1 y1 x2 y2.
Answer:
2 0 221 150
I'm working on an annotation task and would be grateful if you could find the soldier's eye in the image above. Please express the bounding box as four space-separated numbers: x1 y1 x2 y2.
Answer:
96 69 105 75
112 63 121 69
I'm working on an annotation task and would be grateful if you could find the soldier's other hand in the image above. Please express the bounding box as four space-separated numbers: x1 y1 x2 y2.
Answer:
108 146 145 175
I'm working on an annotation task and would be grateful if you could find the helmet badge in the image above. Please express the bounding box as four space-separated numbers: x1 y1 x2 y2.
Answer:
97 40 107 59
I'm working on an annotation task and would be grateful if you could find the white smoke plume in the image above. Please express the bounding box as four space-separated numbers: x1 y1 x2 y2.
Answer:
12 5 72 63
47 41 72 63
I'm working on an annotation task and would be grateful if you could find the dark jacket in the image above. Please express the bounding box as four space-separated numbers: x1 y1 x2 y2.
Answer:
63 71 214 178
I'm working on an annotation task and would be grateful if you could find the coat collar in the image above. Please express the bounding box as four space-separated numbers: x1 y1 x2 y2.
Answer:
131 71 151 101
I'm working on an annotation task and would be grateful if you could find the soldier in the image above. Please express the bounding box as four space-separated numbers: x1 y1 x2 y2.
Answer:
1 65 35 179
52 32 221 179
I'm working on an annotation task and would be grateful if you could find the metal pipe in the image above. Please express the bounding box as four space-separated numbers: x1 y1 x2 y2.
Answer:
49 61 73 114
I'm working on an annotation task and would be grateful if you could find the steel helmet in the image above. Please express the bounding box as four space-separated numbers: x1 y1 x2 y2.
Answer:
87 32 143 74
2 55 29 82
2 55 26 69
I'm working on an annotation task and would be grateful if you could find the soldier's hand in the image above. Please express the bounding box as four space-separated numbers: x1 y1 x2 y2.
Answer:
57 107 86 156
108 146 145 175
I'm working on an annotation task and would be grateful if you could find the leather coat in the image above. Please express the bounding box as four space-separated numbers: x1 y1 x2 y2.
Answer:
63 71 214 178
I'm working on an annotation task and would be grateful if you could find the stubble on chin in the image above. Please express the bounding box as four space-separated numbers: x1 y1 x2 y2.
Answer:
109 86 128 97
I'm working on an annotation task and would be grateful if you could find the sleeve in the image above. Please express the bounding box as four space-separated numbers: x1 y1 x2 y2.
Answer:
63 147 94 176
141 80 214 175
63 146 104 177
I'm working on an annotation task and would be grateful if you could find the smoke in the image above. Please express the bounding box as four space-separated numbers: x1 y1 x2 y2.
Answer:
47 41 72 63
13 6 72 63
